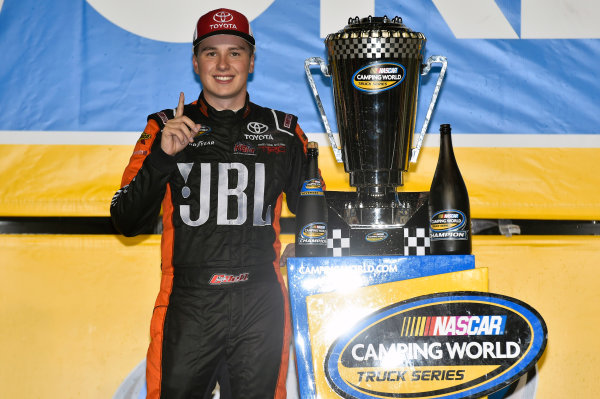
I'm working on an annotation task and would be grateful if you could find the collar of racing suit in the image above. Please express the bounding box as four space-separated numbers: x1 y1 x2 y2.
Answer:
196 91 252 121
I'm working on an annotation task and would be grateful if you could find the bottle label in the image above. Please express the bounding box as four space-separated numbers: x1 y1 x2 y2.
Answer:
298 222 327 245
429 209 469 241
300 178 324 196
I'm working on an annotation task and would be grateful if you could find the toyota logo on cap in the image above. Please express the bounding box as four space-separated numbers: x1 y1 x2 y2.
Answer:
247 122 269 134
213 11 234 23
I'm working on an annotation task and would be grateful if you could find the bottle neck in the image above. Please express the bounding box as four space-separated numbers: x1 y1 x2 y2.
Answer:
306 148 319 178
439 129 456 161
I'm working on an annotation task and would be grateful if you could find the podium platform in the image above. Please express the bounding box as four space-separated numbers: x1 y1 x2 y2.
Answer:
287 255 487 399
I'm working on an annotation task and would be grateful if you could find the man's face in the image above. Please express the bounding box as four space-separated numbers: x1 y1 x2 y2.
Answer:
193 35 255 110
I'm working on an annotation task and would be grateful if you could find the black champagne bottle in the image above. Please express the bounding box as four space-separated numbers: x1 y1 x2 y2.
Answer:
428 124 472 255
295 142 328 257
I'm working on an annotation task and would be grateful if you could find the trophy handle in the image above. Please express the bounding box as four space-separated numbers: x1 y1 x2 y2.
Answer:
410 55 448 163
304 57 344 163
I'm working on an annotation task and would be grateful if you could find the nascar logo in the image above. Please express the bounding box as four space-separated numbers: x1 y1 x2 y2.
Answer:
400 315 507 336
195 124 212 137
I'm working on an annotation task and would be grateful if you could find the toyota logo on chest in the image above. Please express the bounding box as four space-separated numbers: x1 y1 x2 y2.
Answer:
247 122 269 134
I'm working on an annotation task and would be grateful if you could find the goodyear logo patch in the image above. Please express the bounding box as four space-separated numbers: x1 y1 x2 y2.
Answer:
352 62 406 93
365 231 389 243
324 292 547 399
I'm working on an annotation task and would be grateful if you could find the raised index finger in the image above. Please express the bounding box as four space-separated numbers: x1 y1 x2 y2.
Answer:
175 92 185 117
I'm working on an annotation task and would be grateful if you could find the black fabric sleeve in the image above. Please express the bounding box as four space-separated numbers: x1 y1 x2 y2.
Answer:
110 138 177 236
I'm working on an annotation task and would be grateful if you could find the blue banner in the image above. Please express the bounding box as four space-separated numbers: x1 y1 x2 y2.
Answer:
1 0 599 135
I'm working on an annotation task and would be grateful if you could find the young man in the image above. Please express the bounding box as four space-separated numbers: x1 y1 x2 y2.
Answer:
111 8 309 398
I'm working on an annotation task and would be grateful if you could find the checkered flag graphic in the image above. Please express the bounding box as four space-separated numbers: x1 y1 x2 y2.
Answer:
331 37 423 59
403 228 430 256
327 229 350 257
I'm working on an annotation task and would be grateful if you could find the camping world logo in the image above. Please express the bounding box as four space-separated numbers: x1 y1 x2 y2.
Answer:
298 222 327 245
352 62 406 93
324 292 547 399
365 231 389 243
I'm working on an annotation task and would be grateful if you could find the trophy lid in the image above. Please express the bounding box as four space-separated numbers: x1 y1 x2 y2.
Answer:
326 15 426 42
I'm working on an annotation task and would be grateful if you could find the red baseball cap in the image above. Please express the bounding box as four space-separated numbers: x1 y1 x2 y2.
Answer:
193 8 255 48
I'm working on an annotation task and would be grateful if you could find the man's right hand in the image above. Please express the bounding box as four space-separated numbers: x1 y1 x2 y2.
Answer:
160 92 201 156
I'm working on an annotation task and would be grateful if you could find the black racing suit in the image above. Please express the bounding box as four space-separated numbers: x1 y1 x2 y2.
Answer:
111 93 308 399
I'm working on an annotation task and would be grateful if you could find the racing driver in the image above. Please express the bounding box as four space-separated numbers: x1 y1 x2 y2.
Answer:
110 8 309 399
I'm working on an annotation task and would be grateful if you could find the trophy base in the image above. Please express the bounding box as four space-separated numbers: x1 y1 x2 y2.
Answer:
324 191 431 256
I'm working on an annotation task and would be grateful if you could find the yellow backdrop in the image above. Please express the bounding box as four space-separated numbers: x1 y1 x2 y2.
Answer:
1 234 599 398
0 143 599 219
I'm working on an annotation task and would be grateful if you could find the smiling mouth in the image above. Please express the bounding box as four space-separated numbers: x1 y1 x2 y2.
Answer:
214 76 234 82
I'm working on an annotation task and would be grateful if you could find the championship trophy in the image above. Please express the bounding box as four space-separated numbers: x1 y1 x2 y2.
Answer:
305 15 447 256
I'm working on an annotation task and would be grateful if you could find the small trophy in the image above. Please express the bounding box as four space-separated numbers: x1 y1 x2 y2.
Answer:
305 16 447 255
